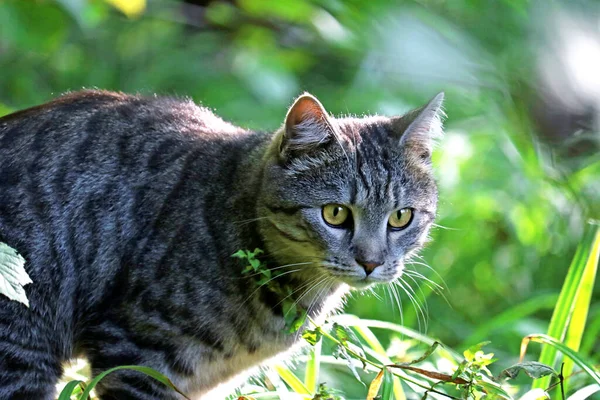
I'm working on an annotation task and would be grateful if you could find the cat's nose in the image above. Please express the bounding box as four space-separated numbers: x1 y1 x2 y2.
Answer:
356 260 382 276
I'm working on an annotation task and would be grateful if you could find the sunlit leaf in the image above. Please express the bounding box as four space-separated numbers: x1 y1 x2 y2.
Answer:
302 329 322 346
273 364 311 395
0 242 31 307
533 223 600 390
57 380 83 400
366 368 385 400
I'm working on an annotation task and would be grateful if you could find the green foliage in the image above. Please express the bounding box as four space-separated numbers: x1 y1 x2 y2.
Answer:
0 242 31 307
0 0 598 398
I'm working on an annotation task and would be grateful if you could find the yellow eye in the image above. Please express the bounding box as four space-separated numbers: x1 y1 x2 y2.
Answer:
388 208 413 230
322 204 350 227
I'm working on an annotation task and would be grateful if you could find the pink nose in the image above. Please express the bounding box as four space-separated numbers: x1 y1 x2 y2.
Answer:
357 260 382 275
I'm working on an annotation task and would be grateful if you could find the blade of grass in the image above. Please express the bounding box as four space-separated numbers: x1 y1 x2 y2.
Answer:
304 337 321 393
274 364 312 396
77 365 190 400
579 307 600 358
351 319 406 399
533 223 600 390
562 225 600 392
57 380 83 400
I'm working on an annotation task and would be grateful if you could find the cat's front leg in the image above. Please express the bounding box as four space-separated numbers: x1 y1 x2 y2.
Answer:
0 304 63 400
85 322 187 400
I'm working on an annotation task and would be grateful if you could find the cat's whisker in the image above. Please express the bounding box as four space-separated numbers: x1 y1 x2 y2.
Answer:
367 286 383 301
403 270 443 292
386 284 404 327
402 274 431 318
235 268 304 311
234 262 318 280
405 260 449 291
273 274 328 314
431 223 459 231
395 278 428 333
233 216 270 226
404 270 452 308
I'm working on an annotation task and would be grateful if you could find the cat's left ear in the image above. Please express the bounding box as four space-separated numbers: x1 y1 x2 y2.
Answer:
279 93 335 159
391 92 445 159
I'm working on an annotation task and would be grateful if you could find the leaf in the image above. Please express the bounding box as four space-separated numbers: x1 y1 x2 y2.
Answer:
403 342 442 366
288 308 307 333
232 250 248 259
367 368 385 400
464 341 491 362
381 369 396 400
534 223 600 390
77 365 190 400
273 364 311 395
333 345 365 386
0 242 32 307
498 362 557 380
302 329 323 346
57 380 84 400
332 323 366 363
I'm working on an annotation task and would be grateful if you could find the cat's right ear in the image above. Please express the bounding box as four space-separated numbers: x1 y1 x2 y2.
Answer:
278 93 334 159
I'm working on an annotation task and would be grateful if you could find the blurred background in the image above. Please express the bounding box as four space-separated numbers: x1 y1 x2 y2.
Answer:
1 0 599 398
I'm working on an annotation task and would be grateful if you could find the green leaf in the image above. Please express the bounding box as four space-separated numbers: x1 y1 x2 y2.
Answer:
77 365 190 400
0 242 32 307
302 328 322 346
381 368 395 400
57 380 84 400
402 342 442 366
498 362 557 380
332 345 365 387
463 341 491 362
288 308 307 333
274 364 311 395
533 223 600 390
232 250 248 259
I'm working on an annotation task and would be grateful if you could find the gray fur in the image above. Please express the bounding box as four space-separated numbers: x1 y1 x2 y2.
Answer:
0 90 444 399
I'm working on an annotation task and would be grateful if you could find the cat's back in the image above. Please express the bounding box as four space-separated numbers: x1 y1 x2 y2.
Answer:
0 90 250 302
0 90 245 158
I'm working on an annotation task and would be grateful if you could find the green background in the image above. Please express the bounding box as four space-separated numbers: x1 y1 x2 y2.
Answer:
1 0 599 398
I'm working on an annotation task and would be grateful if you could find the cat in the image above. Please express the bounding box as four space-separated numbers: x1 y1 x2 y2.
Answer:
0 89 444 400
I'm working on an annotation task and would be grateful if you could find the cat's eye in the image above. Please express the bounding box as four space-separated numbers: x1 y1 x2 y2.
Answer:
388 208 413 230
322 204 350 227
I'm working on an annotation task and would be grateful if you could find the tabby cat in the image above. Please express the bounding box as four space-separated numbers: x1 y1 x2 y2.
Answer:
0 90 444 399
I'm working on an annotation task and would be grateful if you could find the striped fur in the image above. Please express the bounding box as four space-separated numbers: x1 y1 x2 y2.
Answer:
0 90 443 399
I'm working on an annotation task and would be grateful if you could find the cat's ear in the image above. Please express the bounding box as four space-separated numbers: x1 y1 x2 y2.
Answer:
391 92 445 159
279 93 334 158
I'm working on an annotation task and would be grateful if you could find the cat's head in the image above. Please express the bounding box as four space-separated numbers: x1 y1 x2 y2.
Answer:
257 92 444 289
